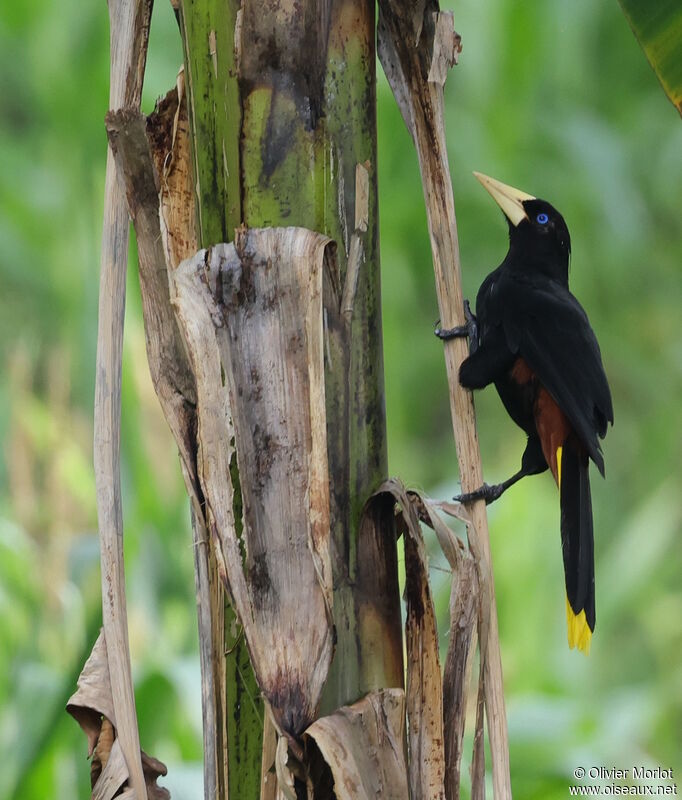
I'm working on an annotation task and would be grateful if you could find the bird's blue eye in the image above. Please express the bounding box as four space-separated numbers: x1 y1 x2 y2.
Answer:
536 213 549 225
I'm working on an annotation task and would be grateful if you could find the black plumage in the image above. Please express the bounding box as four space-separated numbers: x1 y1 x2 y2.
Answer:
448 173 613 653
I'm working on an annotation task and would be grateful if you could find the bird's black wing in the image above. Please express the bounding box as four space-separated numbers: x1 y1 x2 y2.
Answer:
475 264 504 339
498 272 613 474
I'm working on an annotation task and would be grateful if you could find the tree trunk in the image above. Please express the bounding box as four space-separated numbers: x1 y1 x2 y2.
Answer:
177 0 403 794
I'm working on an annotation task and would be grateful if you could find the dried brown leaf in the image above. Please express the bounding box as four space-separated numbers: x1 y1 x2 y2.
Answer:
66 630 115 757
365 481 485 799
67 633 170 799
369 479 445 799
171 229 335 736
105 106 199 510
443 557 479 800
275 735 298 800
427 12 462 85
106 88 221 799
96 1 154 796
261 709 279 800
305 689 409 800
408 495 482 798
92 717 116 787
92 736 127 800
141 751 171 800
146 72 199 271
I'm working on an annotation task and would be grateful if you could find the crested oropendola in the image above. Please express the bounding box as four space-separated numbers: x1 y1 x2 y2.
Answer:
437 173 613 654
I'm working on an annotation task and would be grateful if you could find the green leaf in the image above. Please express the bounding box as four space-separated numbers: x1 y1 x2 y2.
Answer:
618 0 682 115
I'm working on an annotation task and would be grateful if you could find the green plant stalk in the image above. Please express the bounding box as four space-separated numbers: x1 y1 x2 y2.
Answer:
178 0 403 794
179 0 242 244
179 2 263 797
618 0 682 114
238 2 403 712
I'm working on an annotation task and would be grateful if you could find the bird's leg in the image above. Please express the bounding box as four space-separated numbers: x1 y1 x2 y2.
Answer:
458 435 549 504
454 468 526 506
435 299 479 354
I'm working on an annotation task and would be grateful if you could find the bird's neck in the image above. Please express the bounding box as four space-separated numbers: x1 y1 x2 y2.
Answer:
505 243 570 286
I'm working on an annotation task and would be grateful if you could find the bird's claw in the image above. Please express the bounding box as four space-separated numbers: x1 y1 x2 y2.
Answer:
453 481 504 506
434 300 479 353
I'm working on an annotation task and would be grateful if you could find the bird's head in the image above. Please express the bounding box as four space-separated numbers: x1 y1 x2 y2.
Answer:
474 172 571 282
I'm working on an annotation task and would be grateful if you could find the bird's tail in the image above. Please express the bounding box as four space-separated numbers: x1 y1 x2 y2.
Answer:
558 442 595 654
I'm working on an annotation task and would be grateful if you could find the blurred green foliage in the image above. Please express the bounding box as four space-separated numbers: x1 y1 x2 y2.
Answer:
618 0 682 114
1 1 680 799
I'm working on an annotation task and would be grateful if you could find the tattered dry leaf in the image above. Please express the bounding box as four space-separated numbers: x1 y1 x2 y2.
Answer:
147 74 198 270
95 0 155 795
171 228 335 736
408 491 484 797
305 689 409 800
106 87 221 798
404 523 446 799
443 556 479 800
105 106 199 513
141 751 171 800
370 479 445 800
400 491 481 798
92 717 116 787
67 632 170 799
261 709 279 800
92 736 127 800
89 737 170 800
408 492 468 571
91 745 170 800
427 12 462 85
377 12 416 142
365 480 485 800
410 493 485 800
66 630 115 756
275 735 298 800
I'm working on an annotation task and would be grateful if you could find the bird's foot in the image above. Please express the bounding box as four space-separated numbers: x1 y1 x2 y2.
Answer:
435 300 478 353
454 481 505 506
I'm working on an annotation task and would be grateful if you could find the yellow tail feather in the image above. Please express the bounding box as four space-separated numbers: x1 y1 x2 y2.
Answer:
566 596 592 655
556 445 563 488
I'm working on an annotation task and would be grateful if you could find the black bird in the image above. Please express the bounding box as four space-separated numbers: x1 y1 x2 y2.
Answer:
438 172 613 653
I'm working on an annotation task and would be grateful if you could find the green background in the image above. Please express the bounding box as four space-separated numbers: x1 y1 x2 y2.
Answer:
1 1 680 798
